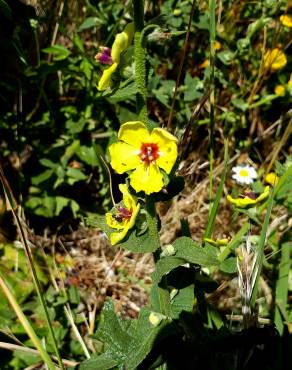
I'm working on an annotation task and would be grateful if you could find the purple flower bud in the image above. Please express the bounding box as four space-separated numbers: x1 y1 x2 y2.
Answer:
95 47 112 65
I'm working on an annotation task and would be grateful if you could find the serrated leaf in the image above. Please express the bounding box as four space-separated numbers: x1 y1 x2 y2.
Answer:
78 353 118 370
108 82 137 102
174 237 219 266
170 284 194 319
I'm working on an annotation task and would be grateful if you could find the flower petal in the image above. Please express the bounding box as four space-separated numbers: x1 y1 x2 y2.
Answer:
130 163 164 194
227 187 269 208
105 212 124 230
118 121 151 148
119 183 137 210
150 128 178 174
97 63 118 91
111 23 134 63
109 142 140 174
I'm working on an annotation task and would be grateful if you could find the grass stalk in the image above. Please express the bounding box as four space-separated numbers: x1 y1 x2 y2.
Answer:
0 273 57 370
203 139 228 240
208 0 216 204
0 167 65 370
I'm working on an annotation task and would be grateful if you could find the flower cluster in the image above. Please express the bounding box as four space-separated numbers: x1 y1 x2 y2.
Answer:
96 23 134 91
105 121 178 245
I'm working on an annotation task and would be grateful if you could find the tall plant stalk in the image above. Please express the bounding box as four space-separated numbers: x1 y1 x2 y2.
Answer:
133 0 147 123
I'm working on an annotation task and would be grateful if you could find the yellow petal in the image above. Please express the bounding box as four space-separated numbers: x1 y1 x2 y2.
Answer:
109 142 140 174
280 15 292 28
130 163 164 194
119 183 137 210
204 238 228 247
105 212 125 230
97 63 118 91
150 128 178 173
111 23 134 63
265 172 279 186
227 187 269 208
263 49 287 71
118 121 150 148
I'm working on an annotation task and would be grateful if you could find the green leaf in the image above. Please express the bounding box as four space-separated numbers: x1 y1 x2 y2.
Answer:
217 50 236 65
219 257 237 273
78 17 99 32
31 169 54 185
108 82 138 103
55 197 70 216
170 284 194 319
174 237 219 267
42 45 71 60
152 256 186 284
76 145 99 166
79 353 118 370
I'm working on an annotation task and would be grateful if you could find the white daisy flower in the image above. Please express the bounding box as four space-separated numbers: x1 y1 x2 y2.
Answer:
231 164 257 185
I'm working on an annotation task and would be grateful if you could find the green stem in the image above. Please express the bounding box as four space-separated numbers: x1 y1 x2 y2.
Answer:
209 0 216 204
133 0 147 122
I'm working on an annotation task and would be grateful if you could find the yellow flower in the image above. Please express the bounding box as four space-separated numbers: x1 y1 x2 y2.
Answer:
199 59 210 69
265 172 279 186
213 41 222 50
97 23 134 91
105 184 140 245
280 15 292 28
263 48 287 71
204 238 228 247
109 121 178 195
227 186 270 208
288 73 292 87
274 85 285 96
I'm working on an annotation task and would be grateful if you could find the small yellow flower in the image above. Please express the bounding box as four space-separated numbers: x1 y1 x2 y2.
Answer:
213 41 222 50
263 48 287 71
227 186 270 208
265 172 279 186
280 15 292 28
199 59 210 69
274 85 285 96
105 184 140 245
109 121 178 195
97 23 134 91
204 238 228 247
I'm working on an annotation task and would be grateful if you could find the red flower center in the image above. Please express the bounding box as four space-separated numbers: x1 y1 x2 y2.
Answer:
139 143 160 165
114 207 132 222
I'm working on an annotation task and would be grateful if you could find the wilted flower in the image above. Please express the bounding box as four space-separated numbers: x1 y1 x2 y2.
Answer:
109 121 178 195
97 23 134 91
95 47 112 65
199 59 210 69
265 172 279 186
232 164 257 185
280 14 292 28
105 184 140 245
227 186 270 208
263 48 287 71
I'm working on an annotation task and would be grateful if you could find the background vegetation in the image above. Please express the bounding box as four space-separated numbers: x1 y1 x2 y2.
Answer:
0 0 291 369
